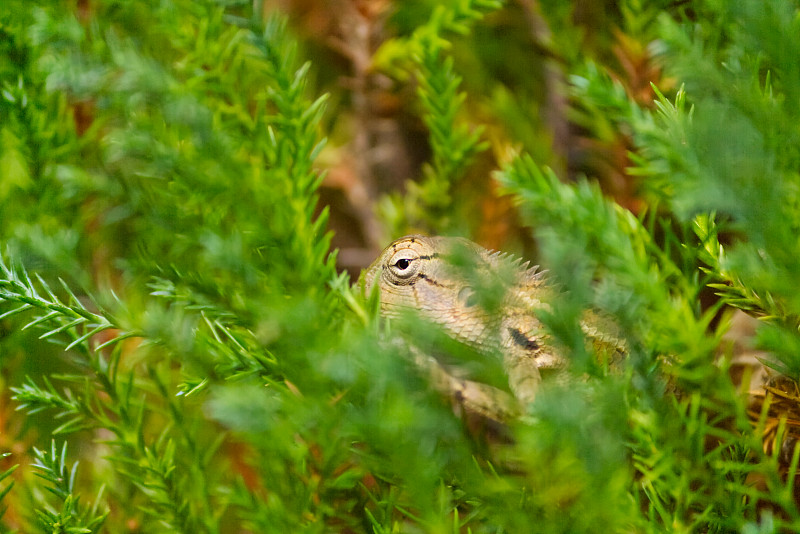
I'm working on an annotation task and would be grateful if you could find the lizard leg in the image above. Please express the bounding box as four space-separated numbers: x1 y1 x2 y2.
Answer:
406 345 520 422
501 319 567 405
503 351 542 405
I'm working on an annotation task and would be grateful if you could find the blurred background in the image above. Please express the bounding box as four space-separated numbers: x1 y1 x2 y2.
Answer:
282 0 668 273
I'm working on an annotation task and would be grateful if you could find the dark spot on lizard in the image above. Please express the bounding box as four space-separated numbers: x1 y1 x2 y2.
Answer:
508 327 539 351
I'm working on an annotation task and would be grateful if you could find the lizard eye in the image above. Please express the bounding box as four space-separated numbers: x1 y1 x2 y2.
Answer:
386 249 421 282
394 258 410 270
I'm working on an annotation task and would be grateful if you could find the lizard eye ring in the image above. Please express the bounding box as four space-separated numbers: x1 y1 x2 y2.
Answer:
386 248 421 282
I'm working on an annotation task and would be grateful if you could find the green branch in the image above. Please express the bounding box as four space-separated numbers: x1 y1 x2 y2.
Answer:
31 441 108 533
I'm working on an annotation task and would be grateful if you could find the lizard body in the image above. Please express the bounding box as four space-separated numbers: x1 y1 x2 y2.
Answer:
361 235 625 417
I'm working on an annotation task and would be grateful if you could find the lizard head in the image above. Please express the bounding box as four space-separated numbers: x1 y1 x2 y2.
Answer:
362 235 443 309
360 234 494 318
361 235 569 398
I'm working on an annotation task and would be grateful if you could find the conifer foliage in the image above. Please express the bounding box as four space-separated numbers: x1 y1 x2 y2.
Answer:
2 0 800 532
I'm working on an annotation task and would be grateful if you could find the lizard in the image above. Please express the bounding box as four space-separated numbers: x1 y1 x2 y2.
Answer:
360 235 626 422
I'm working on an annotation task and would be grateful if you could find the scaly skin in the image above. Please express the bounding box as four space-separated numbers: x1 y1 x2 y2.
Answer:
361 235 573 408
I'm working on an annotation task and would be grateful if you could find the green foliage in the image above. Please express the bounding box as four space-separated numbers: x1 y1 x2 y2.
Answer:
632 1 800 379
31 441 107 533
376 0 499 233
2 0 800 532
0 454 18 524
497 152 770 532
